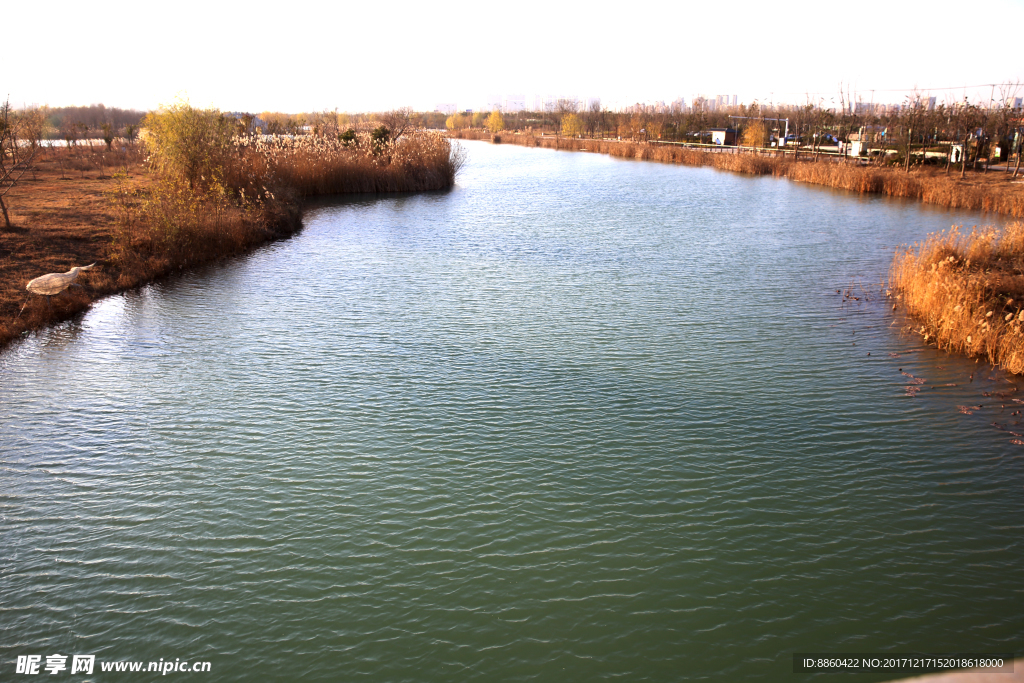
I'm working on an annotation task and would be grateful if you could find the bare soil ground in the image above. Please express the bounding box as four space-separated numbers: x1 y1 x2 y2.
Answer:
1 147 153 349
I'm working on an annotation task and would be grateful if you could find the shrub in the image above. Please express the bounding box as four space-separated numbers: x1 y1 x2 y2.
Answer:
143 99 235 192
370 126 390 155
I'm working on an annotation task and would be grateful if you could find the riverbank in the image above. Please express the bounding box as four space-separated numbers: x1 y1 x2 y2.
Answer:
0 134 461 351
0 148 296 350
451 130 1024 218
890 221 1024 374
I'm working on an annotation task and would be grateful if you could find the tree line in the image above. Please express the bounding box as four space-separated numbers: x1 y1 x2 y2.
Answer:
448 89 1024 174
5 91 1021 180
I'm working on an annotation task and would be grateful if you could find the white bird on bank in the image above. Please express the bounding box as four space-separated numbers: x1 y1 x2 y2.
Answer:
26 263 96 302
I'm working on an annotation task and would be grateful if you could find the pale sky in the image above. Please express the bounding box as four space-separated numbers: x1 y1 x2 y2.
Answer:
7 0 1024 113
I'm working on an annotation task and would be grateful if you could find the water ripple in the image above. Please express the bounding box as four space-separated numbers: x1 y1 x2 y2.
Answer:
2 142 1023 682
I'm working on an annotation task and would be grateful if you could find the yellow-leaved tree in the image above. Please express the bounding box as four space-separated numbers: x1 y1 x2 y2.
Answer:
144 98 234 192
561 113 583 138
486 110 505 133
741 121 766 148
446 113 470 131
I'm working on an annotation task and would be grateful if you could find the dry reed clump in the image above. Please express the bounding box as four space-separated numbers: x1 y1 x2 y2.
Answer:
889 222 1024 373
227 132 463 197
449 131 1024 218
108 174 300 287
110 131 463 278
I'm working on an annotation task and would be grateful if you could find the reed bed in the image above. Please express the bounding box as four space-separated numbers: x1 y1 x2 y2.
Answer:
111 132 463 275
228 132 462 196
109 178 300 288
2 113 466 350
889 222 1024 373
454 130 1024 218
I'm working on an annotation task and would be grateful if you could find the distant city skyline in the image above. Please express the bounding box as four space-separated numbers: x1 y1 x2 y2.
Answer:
6 0 1023 114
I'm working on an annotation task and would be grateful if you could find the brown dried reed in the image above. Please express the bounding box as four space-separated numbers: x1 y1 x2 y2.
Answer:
6 133 462 350
113 133 461 271
227 132 462 197
109 178 300 288
889 222 1024 373
451 131 1024 218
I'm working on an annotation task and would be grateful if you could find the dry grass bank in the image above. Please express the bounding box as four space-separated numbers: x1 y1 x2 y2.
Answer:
1 132 464 351
1 147 147 348
890 222 1024 373
453 130 1024 218
0 147 303 349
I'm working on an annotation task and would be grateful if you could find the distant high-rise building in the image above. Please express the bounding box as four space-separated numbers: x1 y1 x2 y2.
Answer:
503 94 525 112
713 94 737 110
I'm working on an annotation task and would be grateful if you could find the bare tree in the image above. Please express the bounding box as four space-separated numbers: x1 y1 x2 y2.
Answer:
646 113 664 141
0 98 37 229
901 92 928 172
628 110 647 142
1014 126 1023 179
584 99 602 139
17 106 47 152
310 109 343 139
101 122 115 151
939 101 954 175
378 107 414 142
950 98 982 179
59 119 79 149
994 81 1022 172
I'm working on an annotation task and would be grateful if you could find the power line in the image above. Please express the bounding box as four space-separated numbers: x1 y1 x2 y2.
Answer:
766 82 1019 98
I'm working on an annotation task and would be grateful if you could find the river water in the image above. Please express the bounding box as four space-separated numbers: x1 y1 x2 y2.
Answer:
2 142 1021 682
